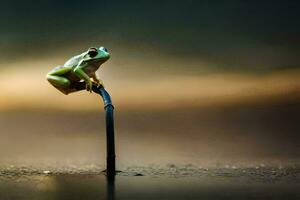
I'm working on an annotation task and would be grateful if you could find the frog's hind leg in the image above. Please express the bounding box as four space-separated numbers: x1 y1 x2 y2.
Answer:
47 65 82 95
47 75 87 95
46 74 72 95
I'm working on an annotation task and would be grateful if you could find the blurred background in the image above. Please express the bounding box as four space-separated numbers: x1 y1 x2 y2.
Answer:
0 0 299 169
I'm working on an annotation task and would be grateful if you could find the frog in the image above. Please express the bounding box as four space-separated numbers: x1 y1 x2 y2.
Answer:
46 47 110 95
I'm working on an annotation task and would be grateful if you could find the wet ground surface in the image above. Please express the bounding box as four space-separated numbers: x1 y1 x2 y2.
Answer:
0 165 299 200
0 103 299 199
1 164 299 179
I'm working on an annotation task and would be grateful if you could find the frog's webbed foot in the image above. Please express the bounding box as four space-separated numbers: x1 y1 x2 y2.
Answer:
91 78 104 88
92 81 104 89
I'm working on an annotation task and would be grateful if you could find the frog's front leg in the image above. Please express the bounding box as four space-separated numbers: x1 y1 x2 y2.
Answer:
73 61 93 92
91 73 104 88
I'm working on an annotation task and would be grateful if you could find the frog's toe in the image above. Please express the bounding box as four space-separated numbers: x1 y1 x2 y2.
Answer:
92 81 103 88
98 81 105 88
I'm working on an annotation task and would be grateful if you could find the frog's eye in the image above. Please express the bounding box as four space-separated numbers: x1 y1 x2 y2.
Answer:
100 47 108 52
88 48 98 58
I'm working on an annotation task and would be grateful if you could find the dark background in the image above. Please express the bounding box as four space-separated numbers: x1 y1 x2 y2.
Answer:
1 0 300 70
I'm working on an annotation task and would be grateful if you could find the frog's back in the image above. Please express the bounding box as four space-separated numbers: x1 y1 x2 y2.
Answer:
64 54 82 69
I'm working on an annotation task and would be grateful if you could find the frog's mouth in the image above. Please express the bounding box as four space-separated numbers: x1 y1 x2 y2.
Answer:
96 56 110 62
87 56 110 65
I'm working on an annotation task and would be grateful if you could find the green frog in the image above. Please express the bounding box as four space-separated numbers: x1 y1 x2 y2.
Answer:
46 47 110 95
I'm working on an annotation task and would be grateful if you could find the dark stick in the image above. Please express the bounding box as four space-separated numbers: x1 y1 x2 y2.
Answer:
92 85 116 179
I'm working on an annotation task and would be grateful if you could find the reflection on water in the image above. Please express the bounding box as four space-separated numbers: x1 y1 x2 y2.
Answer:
107 176 115 200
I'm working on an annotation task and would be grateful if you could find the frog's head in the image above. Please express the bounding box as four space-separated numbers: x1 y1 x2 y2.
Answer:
83 47 110 64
